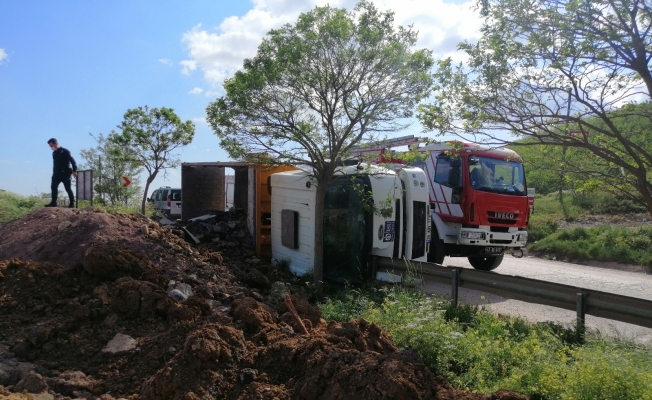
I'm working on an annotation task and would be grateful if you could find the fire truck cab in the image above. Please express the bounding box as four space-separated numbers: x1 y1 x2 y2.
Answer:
417 142 529 270
351 136 530 270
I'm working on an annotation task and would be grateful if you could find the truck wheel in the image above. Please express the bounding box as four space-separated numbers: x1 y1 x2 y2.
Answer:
468 254 504 271
427 236 445 265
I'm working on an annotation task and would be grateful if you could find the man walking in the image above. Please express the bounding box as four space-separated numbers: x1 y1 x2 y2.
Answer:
46 138 77 208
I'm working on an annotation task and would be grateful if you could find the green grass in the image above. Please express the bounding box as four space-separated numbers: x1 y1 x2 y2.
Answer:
530 225 652 267
320 285 652 399
527 192 583 243
526 192 652 268
0 192 155 224
530 192 585 223
0 191 45 223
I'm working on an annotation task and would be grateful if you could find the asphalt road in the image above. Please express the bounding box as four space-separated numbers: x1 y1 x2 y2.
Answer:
422 255 652 345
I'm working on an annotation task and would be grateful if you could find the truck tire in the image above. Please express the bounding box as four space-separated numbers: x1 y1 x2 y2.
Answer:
427 229 445 265
468 254 504 271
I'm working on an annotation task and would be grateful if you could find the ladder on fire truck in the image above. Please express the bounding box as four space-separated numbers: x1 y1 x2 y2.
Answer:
351 135 425 156
350 135 426 162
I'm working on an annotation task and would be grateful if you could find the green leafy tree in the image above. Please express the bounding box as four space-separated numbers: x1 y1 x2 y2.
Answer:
110 106 195 214
419 0 652 214
206 1 433 297
80 133 143 206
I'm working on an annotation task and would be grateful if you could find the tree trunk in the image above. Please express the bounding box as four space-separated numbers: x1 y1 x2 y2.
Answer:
141 181 151 215
140 171 158 215
636 174 652 217
558 146 567 209
313 181 327 301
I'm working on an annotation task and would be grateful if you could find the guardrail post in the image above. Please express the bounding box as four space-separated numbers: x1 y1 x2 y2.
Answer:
451 269 459 307
576 292 586 340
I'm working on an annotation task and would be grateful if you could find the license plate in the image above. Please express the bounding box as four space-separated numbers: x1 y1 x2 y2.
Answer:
485 247 502 254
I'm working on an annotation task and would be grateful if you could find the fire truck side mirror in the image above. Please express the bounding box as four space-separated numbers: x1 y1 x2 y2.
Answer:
451 186 463 204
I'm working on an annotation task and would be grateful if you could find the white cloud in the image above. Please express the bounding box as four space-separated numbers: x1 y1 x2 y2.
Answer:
0 48 7 64
180 0 482 92
188 87 204 95
158 58 173 66
180 59 197 75
192 117 207 124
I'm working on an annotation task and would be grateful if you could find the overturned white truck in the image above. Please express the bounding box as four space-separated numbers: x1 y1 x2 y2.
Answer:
269 164 431 282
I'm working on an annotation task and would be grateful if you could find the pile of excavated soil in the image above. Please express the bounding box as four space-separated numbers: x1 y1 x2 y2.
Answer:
0 208 527 400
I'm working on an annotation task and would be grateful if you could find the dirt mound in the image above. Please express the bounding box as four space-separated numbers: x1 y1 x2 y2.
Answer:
0 209 528 399
108 277 174 318
83 243 169 287
278 294 323 332
140 298 528 400
0 208 208 280
140 324 248 400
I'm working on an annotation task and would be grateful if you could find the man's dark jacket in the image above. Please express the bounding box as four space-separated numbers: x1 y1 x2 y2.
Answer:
52 147 77 175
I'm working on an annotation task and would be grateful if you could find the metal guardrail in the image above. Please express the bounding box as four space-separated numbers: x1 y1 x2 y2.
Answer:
373 256 652 331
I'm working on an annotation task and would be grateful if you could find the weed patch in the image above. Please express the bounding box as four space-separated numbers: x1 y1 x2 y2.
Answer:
530 225 652 266
320 285 652 399
0 191 45 223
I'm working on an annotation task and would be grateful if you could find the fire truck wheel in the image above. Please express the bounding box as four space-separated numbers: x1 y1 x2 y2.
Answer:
427 239 445 265
468 254 504 271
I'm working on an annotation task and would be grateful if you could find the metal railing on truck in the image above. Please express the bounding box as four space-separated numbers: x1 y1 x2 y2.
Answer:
373 256 652 333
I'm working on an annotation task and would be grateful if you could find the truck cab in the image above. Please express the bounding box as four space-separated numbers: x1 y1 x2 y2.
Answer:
270 164 430 282
418 143 529 270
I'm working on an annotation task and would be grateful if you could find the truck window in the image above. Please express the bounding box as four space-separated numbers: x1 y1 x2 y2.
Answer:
469 156 526 195
434 157 462 187
171 190 181 201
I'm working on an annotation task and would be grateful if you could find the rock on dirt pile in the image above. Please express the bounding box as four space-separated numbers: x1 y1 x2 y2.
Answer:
0 209 528 399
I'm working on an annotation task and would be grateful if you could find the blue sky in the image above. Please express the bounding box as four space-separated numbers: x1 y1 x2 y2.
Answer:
0 0 481 197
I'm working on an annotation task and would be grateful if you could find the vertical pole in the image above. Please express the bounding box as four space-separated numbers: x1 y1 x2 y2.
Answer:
75 171 79 209
90 170 93 207
98 156 102 205
451 269 459 307
576 292 586 340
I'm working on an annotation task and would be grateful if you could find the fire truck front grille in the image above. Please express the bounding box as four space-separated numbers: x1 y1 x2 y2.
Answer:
490 226 509 233
490 239 513 244
488 218 517 225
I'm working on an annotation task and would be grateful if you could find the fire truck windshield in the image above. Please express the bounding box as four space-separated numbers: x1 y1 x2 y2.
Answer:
468 156 526 196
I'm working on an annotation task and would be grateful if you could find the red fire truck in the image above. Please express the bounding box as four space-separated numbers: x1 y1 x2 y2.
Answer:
352 136 530 270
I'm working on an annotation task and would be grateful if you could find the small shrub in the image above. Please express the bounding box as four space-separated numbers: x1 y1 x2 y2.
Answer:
444 302 479 326
320 289 375 322
527 217 558 242
571 191 647 214
275 258 292 274
16 198 37 208
536 322 583 346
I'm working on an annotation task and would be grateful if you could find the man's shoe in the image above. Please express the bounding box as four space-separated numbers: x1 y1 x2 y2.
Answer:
44 203 57 207
68 204 75 208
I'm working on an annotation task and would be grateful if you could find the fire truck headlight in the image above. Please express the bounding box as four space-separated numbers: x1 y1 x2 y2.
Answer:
518 234 527 242
461 231 485 240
